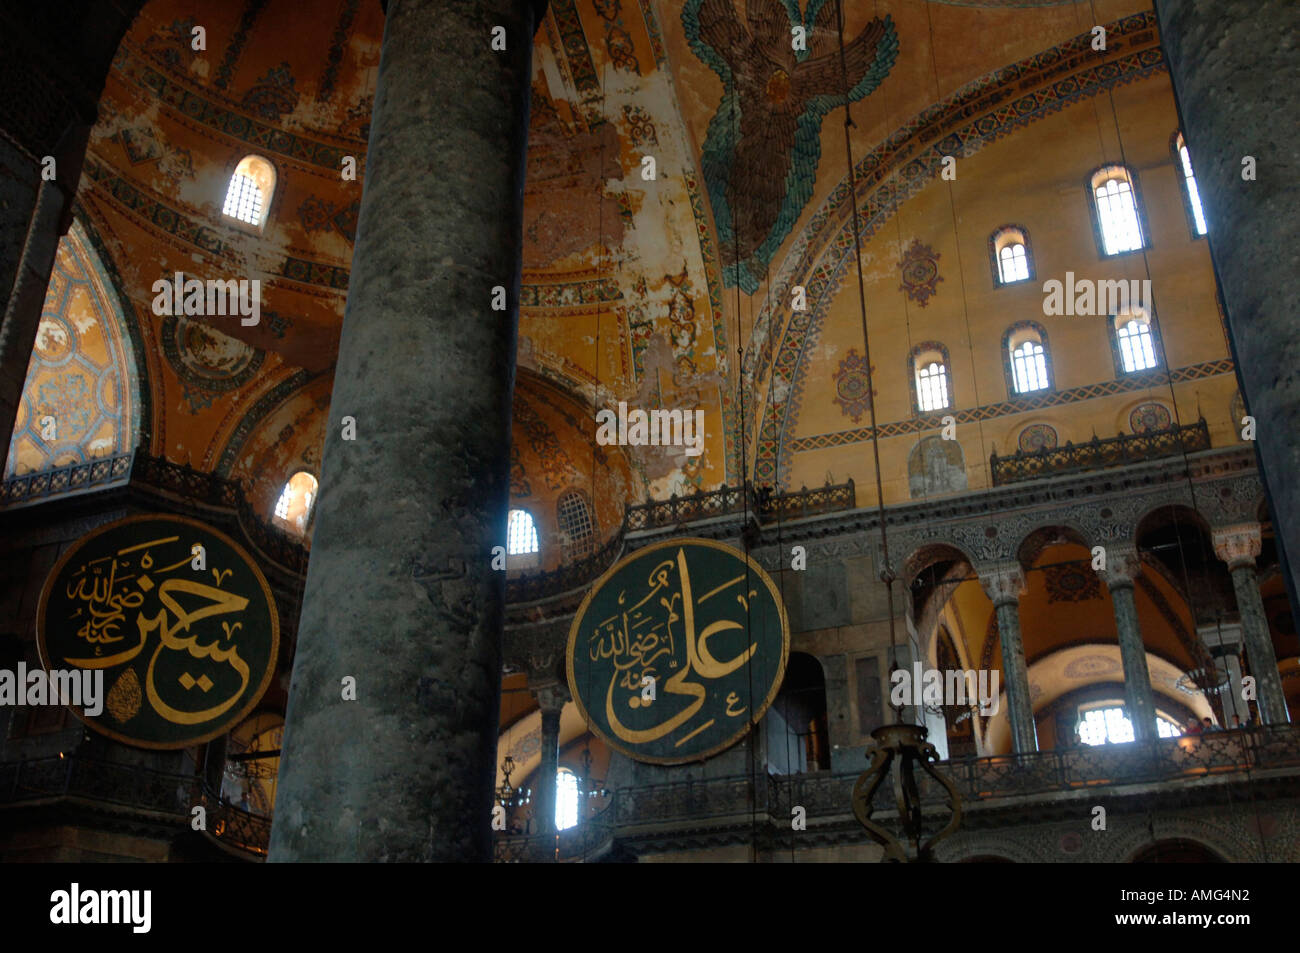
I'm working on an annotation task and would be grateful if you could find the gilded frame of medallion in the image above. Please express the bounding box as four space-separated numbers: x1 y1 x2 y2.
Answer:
35 513 281 750
565 536 791 766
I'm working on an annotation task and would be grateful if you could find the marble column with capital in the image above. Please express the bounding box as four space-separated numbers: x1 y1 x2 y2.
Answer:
270 0 541 861
533 683 568 837
1212 524 1290 724
1155 0 1300 611
1098 545 1159 741
978 563 1038 754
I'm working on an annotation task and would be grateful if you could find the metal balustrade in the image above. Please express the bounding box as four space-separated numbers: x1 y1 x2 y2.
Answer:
990 419 1211 486
6 728 1297 860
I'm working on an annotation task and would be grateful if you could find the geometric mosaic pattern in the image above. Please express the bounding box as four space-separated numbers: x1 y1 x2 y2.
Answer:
788 359 1235 453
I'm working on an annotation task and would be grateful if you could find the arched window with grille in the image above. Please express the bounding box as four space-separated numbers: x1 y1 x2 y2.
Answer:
1088 165 1147 256
507 508 540 568
556 490 596 559
909 343 952 414
1110 308 1161 375
1172 132 1207 237
223 155 276 230
1003 323 1052 395
989 225 1034 286
273 471 318 536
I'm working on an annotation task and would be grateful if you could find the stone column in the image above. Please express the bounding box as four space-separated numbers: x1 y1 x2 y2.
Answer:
269 0 540 862
533 683 567 836
1212 524 1290 724
1155 0 1300 610
1098 545 1159 741
978 562 1038 754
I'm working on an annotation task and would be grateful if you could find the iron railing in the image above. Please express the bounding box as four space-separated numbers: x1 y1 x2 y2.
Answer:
6 728 1297 860
0 451 134 504
0 754 270 858
990 419 1212 486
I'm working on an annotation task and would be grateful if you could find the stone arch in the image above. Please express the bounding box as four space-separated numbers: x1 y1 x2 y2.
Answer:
1016 523 1093 567
903 542 977 589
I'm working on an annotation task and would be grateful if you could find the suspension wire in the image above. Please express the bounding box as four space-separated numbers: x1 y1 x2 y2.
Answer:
921 0 994 500
1080 0 1271 856
833 0 900 722
1085 0 1224 712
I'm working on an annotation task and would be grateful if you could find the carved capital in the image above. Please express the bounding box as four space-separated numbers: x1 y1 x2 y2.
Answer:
1097 543 1142 587
533 681 571 715
977 561 1026 607
1211 523 1262 570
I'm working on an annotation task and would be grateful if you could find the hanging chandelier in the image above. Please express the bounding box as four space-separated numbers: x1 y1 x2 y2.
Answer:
852 724 964 862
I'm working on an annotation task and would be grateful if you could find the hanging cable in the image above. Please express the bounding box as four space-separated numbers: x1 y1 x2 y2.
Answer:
833 0 901 721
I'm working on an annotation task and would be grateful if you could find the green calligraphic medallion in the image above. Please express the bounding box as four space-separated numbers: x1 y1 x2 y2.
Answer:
567 538 789 764
36 514 279 749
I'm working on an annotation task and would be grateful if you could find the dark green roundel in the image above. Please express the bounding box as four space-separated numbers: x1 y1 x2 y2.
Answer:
567 538 789 764
37 514 280 749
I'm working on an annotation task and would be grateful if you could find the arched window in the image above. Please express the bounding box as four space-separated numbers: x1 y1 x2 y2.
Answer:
1004 323 1052 395
556 490 596 559
507 508 539 556
1112 309 1159 374
1089 165 1146 256
272 471 318 535
1172 132 1207 237
909 342 952 415
989 225 1033 286
555 767 580 831
223 155 276 229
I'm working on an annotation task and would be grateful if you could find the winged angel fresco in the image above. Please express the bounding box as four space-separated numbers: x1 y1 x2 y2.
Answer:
683 0 899 293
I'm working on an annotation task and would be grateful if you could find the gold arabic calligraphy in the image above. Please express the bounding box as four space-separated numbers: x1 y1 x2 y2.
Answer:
60 535 253 726
588 547 756 748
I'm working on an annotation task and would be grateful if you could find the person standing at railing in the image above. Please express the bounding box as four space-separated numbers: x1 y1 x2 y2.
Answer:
1202 717 1221 732
1184 718 1202 736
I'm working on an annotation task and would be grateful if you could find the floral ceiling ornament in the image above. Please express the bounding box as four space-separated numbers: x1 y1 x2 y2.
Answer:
832 348 876 423
898 238 943 307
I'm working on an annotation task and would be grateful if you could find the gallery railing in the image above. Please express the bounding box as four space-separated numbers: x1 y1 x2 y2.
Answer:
6 729 1297 860
0 451 134 505
492 795 618 862
608 726 1300 830
505 479 856 602
0 754 270 859
621 479 855 532
989 419 1212 487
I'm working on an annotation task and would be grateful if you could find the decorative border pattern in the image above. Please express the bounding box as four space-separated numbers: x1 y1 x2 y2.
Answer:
213 369 316 478
318 0 362 102
788 358 1235 453
213 0 268 92
123 50 359 165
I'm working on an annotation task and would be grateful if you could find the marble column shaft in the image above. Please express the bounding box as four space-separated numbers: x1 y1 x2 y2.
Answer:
1213 525 1290 725
1109 581 1158 741
1228 564 1289 724
980 564 1038 754
1155 0 1300 606
536 707 561 836
1101 548 1158 741
269 0 537 861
